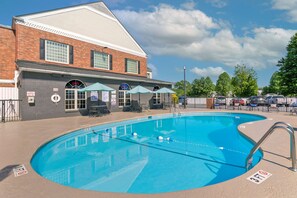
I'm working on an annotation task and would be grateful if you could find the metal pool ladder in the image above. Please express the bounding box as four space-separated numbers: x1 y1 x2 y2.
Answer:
245 122 297 172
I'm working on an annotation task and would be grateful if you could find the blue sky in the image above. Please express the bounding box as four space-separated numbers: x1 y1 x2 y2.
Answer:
1 0 297 87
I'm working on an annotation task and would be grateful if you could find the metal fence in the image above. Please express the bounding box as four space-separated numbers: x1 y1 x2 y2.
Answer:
185 97 297 113
0 100 21 123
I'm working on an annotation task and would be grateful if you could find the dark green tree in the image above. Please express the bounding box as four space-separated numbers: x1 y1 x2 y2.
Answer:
215 72 232 96
173 80 192 97
277 33 297 96
191 77 215 97
268 71 282 94
231 65 258 97
261 86 270 96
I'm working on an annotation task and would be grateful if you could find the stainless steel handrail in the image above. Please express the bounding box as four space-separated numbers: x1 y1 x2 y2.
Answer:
245 122 296 172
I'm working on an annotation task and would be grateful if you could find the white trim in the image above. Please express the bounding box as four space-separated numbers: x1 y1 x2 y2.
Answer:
22 6 117 22
0 79 15 84
15 4 147 57
18 67 172 85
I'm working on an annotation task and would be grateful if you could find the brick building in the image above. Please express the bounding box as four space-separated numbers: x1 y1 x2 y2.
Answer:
0 1 171 120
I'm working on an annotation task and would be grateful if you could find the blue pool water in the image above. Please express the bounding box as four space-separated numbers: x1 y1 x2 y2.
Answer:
31 113 265 194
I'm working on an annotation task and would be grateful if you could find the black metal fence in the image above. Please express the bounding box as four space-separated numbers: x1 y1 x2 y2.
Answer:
0 100 21 123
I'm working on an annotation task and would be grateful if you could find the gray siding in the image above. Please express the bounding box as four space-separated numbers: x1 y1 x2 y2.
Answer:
19 72 171 120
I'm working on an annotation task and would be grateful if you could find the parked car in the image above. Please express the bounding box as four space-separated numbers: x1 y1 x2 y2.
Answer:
229 97 245 106
265 95 286 106
215 96 226 105
246 96 265 106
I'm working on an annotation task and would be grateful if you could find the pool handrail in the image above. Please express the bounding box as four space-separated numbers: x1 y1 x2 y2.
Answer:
245 122 296 172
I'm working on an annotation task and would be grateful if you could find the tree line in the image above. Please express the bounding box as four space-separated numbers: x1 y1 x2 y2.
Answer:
174 32 297 98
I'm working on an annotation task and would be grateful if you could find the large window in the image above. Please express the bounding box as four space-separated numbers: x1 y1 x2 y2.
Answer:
65 80 87 111
153 86 161 105
45 40 69 64
92 51 110 70
125 58 139 74
118 83 131 107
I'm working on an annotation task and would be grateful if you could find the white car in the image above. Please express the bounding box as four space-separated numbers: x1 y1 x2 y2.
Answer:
265 95 286 106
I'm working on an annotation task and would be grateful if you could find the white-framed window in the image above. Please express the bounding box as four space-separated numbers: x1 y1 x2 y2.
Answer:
45 40 69 64
118 83 131 107
153 86 161 105
118 91 131 107
65 80 87 111
93 51 110 70
126 59 139 74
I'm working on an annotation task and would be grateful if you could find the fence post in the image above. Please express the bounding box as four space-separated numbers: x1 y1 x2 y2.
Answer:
1 101 5 123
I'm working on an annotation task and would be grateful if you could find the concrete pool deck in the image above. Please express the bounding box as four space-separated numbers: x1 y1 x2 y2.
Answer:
1 109 297 198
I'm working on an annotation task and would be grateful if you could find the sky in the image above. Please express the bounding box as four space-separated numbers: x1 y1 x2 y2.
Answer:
1 0 297 87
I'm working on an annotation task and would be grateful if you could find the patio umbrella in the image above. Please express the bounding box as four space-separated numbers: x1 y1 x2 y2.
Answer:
127 85 152 104
78 82 114 92
78 82 115 111
155 87 176 106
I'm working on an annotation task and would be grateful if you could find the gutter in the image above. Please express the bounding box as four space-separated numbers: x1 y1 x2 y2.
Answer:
18 67 172 85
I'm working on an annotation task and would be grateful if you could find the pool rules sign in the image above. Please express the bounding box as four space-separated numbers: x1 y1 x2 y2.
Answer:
247 170 272 184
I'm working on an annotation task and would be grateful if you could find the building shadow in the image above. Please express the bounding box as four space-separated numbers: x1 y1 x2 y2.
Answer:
0 164 20 182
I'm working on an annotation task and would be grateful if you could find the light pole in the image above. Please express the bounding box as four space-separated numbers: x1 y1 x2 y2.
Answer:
184 66 186 109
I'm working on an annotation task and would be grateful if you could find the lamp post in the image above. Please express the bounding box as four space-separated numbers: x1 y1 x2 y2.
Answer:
184 66 186 109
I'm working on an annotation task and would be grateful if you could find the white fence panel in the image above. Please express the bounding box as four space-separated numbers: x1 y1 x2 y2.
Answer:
0 88 20 122
0 87 19 99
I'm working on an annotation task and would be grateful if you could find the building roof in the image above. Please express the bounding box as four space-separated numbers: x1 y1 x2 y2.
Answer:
147 67 152 72
17 60 172 86
0 24 12 30
13 1 146 58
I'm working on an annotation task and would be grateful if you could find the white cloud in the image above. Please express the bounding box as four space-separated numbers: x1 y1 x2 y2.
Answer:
205 0 228 8
113 4 296 70
181 1 197 10
191 66 226 77
272 0 297 22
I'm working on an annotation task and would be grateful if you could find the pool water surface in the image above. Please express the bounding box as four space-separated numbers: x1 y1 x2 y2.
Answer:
31 113 264 194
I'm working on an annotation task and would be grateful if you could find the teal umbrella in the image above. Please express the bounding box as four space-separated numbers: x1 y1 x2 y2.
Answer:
127 85 152 104
78 82 114 92
155 87 175 94
155 87 176 107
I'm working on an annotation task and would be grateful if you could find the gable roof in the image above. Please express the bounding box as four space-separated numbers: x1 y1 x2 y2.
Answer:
14 1 146 57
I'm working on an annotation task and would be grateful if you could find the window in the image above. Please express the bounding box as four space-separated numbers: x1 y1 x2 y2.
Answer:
118 83 131 107
92 51 112 70
65 80 87 111
153 86 161 105
40 39 73 64
125 58 139 74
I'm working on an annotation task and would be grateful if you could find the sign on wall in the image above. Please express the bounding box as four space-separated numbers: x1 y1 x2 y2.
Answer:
91 91 98 101
102 91 109 102
111 91 117 106
26 91 35 97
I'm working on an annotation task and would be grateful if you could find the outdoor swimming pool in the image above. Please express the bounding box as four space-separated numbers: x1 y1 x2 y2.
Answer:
31 113 265 194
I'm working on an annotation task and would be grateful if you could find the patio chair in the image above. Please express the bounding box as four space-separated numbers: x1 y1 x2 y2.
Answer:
290 107 297 115
246 103 259 111
131 101 142 113
233 102 241 110
268 103 279 112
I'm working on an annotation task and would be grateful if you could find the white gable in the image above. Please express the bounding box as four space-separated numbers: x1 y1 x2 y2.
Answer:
15 2 146 57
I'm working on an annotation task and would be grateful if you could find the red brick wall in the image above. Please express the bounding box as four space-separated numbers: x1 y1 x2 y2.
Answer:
0 26 16 87
16 24 147 77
